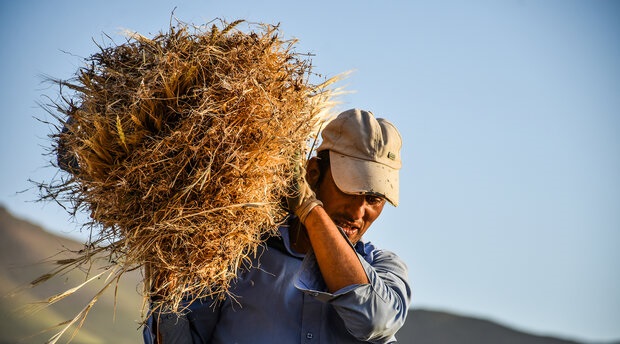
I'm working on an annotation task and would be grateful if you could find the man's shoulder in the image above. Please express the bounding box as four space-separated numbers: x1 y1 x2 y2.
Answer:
359 241 406 267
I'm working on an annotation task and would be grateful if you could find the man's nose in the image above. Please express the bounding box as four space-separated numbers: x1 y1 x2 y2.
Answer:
344 194 367 220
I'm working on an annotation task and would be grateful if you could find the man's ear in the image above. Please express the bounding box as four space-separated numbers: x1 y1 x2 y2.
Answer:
305 157 321 189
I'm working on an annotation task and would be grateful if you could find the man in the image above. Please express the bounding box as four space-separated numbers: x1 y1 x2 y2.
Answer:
144 108 411 343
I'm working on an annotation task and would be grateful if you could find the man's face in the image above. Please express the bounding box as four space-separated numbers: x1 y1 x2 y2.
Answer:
314 167 386 243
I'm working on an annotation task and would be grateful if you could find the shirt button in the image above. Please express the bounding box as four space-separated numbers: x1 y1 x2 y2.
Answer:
306 332 313 339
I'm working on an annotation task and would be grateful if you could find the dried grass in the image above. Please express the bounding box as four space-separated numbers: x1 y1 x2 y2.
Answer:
35 18 342 338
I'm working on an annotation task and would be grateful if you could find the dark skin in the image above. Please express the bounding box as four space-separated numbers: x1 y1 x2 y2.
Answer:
291 157 387 293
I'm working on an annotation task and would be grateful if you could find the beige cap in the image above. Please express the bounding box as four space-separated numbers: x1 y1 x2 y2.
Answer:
317 108 402 206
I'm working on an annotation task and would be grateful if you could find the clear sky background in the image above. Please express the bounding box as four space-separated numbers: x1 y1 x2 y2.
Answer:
1 0 618 342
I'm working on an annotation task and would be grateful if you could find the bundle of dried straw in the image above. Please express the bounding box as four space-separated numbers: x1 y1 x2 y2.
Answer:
38 19 341 324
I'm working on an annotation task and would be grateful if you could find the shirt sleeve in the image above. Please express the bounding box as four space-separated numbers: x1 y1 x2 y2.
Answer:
294 247 411 343
143 297 221 344
142 306 192 344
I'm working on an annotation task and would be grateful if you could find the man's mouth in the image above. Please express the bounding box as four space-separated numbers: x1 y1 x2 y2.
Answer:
338 223 359 238
343 228 357 239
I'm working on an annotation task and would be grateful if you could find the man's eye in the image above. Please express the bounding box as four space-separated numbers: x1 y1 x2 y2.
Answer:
366 196 384 205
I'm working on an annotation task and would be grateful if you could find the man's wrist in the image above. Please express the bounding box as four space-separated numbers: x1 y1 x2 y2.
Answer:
296 198 323 224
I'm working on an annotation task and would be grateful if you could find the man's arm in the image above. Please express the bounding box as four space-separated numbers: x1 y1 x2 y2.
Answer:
297 206 411 343
294 234 411 343
303 205 369 292
328 248 410 343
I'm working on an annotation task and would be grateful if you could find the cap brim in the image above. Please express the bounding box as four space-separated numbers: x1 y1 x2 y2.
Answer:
329 151 399 206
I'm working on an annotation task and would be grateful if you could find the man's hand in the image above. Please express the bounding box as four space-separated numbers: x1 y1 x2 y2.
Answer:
286 161 323 224
292 181 323 224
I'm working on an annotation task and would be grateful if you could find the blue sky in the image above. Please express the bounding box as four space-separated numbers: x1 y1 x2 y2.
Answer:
1 0 618 342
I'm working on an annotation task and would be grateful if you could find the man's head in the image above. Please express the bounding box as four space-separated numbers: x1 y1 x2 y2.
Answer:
306 109 402 242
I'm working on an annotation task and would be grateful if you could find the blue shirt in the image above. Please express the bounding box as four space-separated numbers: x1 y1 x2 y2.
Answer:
144 221 411 343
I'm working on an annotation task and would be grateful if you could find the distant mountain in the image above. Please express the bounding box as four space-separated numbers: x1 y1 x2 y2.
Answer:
399 309 585 344
0 206 144 344
0 205 605 344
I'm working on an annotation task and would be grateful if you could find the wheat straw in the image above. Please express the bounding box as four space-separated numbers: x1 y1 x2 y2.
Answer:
35 18 343 339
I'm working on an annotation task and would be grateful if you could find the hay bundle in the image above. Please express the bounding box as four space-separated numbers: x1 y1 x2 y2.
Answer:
40 19 340 316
